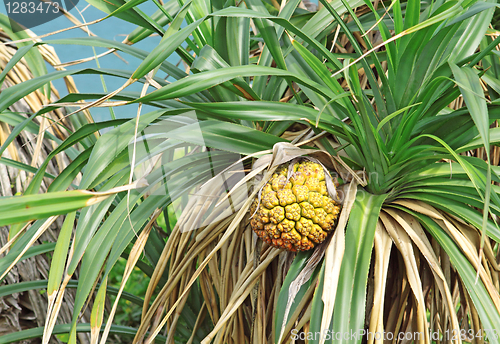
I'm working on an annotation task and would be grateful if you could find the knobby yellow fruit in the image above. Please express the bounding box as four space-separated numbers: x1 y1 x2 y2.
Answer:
250 160 341 251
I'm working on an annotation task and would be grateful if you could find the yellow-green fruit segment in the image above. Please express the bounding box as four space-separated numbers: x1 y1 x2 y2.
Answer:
250 160 341 251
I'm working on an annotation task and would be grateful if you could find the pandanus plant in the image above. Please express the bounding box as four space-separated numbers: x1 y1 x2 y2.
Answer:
2 0 500 343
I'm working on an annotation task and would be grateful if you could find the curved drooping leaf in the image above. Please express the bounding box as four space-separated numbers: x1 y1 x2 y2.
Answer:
404 208 500 342
0 14 49 96
86 0 162 34
134 65 337 103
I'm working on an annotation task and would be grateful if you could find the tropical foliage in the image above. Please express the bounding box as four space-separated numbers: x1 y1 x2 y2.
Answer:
2 0 500 343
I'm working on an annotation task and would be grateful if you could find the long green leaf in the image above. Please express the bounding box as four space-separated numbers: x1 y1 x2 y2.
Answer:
274 251 313 344
134 65 336 103
0 190 113 226
321 191 386 344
